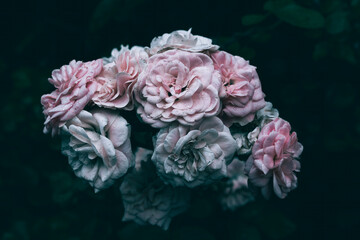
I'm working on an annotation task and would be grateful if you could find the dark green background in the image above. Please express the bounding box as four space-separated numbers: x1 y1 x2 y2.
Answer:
1 0 359 239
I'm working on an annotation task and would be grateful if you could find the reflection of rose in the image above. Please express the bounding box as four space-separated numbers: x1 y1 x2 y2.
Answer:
41 59 103 135
146 29 219 55
120 150 190 230
245 118 303 198
93 46 148 110
152 117 236 188
211 51 266 126
61 109 133 192
219 158 254 210
135 50 223 128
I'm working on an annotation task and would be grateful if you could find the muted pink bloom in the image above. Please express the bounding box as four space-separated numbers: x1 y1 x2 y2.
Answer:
93 46 148 110
245 118 303 198
41 59 103 135
134 50 223 128
211 51 266 126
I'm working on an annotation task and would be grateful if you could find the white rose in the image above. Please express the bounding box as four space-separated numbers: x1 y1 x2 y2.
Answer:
146 29 219 55
61 109 134 192
152 117 237 188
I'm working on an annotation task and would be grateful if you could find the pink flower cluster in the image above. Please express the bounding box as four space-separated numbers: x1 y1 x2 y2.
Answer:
41 29 303 230
41 33 266 134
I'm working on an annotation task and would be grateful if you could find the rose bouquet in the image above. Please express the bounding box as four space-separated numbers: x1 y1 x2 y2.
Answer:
41 29 303 230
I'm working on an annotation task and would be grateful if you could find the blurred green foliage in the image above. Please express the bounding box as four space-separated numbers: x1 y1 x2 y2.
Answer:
264 0 325 29
235 0 360 64
1 0 359 239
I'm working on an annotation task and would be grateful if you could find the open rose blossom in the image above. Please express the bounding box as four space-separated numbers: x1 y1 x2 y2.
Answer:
61 109 134 192
41 59 103 135
245 118 303 198
146 29 219 56
152 117 236 188
219 158 254 210
93 46 148 110
120 149 190 230
211 51 266 126
134 49 223 128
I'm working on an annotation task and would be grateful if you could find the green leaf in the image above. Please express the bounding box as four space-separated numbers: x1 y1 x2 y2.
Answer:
313 42 328 60
321 0 345 14
250 32 272 43
2 232 16 240
239 47 256 60
264 0 325 29
352 0 360 6
326 11 349 34
241 14 267 26
336 44 357 64
264 0 292 10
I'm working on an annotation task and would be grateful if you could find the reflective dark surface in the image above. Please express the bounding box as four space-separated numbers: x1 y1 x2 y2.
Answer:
1 0 359 239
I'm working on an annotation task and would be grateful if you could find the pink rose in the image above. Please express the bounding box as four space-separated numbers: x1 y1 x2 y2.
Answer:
211 51 266 126
41 59 103 135
93 46 148 110
134 49 223 128
245 118 303 198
